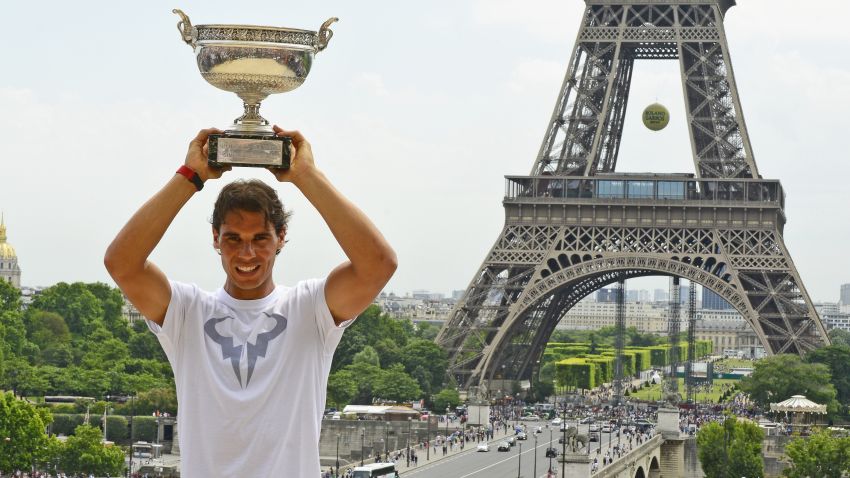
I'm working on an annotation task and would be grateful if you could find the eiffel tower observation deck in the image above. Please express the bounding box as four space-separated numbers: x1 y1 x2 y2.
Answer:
436 0 829 394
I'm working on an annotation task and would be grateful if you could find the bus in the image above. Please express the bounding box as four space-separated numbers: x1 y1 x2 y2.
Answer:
351 462 397 478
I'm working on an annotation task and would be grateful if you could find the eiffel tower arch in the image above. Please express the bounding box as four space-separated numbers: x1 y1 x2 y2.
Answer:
436 0 829 393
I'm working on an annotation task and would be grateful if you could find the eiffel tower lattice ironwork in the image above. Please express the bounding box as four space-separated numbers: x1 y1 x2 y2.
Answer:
435 0 829 394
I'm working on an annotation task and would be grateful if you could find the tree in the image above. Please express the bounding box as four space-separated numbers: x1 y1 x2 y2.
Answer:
373 364 422 403
327 370 357 409
352 345 381 367
30 282 103 336
26 311 71 353
0 279 21 313
697 414 764 478
783 428 850 478
399 339 448 394
60 424 125 476
345 362 385 405
0 391 53 473
740 354 839 414
433 388 460 412
828 329 850 348
806 345 850 410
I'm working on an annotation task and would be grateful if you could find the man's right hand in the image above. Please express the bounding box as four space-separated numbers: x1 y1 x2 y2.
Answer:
185 128 231 181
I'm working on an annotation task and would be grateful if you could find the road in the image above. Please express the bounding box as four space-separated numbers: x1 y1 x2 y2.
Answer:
399 420 629 478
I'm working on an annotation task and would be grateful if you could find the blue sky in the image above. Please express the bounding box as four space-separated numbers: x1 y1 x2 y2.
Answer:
1 0 848 301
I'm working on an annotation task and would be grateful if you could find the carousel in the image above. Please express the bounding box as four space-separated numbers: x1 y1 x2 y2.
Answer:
769 395 827 433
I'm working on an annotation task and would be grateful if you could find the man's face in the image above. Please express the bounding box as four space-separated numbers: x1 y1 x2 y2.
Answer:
213 209 285 300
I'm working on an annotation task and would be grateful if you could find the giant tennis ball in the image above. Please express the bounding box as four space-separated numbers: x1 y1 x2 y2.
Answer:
642 103 670 131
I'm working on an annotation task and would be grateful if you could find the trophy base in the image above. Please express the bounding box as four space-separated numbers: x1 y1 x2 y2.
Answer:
208 134 292 169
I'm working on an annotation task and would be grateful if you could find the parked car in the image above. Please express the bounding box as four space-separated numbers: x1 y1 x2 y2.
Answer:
521 414 541 421
601 424 613 433
516 432 528 440
551 417 563 426
476 442 489 452
589 432 600 442
507 436 517 446
589 424 600 432
497 441 511 452
580 417 595 424
546 447 558 458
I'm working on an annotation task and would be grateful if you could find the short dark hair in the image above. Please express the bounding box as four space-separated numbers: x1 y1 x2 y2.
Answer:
211 179 291 234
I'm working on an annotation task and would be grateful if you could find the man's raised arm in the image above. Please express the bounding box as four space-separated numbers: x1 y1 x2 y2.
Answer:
104 128 229 325
268 126 397 324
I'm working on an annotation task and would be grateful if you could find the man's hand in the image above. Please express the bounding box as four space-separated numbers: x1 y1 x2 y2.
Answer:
267 125 315 185
185 128 231 181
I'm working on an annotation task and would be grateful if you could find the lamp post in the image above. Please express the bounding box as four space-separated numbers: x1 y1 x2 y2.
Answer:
406 417 412 467
335 434 340 478
534 433 538 477
128 395 136 478
548 428 553 473
517 441 522 478
104 394 111 443
426 413 430 460
360 428 365 466
445 407 450 444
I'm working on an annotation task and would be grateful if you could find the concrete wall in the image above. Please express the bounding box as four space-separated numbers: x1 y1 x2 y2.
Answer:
319 419 445 467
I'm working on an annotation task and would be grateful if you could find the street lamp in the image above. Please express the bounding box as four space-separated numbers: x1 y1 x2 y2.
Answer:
517 441 522 478
548 429 553 473
426 413 431 461
360 428 365 466
445 407 450 445
335 434 340 478
406 417 413 467
127 394 136 478
534 433 538 477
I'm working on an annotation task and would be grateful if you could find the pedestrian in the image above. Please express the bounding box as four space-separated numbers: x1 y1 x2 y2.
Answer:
104 127 397 477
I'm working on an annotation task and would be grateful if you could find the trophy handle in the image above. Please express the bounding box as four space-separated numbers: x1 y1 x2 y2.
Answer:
172 9 197 47
316 17 339 52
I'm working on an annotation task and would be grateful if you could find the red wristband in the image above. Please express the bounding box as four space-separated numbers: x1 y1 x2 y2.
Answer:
176 165 204 191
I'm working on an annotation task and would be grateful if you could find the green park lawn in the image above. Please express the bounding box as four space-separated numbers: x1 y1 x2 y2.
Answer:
628 378 739 403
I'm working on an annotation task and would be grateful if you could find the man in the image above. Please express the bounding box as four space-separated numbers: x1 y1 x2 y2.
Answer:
104 126 397 477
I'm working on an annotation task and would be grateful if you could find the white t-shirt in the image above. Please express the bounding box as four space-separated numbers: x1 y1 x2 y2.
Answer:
147 278 349 477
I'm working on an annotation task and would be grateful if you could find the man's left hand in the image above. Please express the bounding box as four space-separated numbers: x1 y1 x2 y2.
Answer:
267 125 316 185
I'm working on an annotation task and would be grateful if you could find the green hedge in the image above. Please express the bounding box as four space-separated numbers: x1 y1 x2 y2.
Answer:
131 416 159 442
555 358 597 390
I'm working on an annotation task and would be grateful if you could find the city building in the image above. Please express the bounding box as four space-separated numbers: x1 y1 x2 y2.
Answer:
815 302 850 332
555 295 764 356
841 284 850 306
702 287 734 310
0 214 21 289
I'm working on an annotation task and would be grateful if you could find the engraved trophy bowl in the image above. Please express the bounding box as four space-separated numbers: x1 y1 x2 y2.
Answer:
173 9 337 167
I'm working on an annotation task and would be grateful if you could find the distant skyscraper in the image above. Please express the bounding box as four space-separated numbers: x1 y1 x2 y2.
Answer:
703 286 734 310
597 288 618 303
653 289 668 303
841 284 850 306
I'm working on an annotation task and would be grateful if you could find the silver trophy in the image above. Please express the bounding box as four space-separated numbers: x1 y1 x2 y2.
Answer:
173 9 337 168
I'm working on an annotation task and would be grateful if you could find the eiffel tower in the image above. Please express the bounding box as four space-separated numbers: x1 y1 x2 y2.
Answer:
436 0 829 394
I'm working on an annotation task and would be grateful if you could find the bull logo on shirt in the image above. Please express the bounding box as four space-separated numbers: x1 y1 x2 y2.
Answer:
203 311 288 388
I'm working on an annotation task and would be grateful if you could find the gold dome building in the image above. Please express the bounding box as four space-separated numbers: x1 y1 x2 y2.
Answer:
0 213 21 289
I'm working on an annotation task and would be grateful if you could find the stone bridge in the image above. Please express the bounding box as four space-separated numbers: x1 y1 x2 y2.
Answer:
562 409 688 478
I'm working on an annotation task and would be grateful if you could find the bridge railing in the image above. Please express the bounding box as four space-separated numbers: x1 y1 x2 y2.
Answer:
504 175 784 208
591 433 663 477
